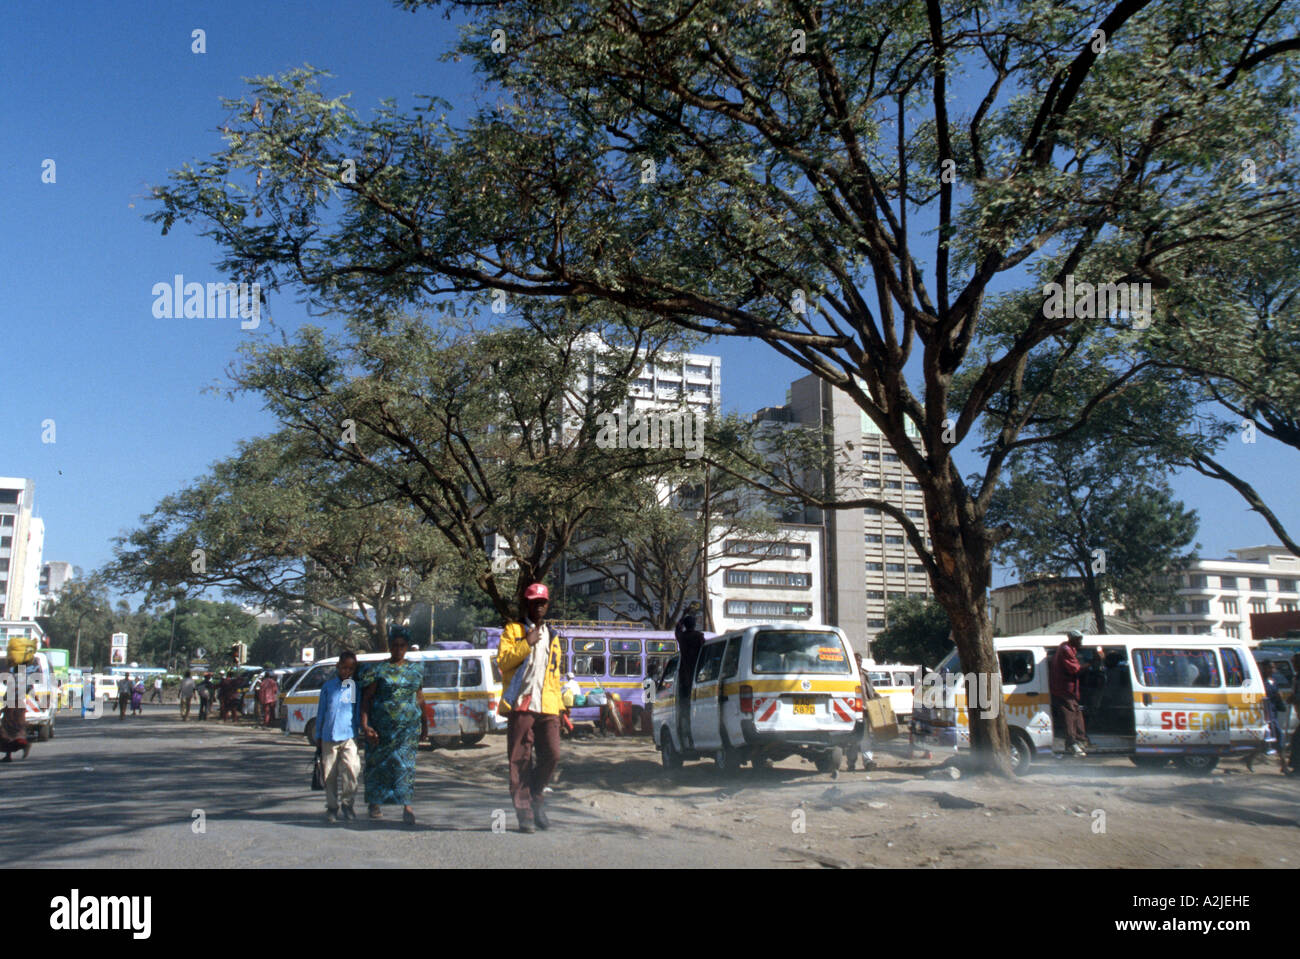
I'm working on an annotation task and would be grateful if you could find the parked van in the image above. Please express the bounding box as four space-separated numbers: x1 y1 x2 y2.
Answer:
911 635 1268 774
0 653 56 741
652 624 864 774
282 649 504 746
864 661 920 720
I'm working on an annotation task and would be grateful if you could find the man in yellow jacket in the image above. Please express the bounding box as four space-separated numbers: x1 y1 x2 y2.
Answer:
497 582 564 833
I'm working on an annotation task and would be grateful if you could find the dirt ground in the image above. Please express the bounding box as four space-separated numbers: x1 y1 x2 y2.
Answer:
426 730 1300 868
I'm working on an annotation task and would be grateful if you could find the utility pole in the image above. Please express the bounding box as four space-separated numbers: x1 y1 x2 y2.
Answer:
166 599 179 673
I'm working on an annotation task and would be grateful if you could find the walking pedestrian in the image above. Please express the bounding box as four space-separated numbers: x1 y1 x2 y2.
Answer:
218 671 239 722
178 671 195 721
360 626 428 824
1050 630 1094 756
117 674 132 721
0 664 30 761
81 676 95 718
318 652 362 822
149 676 163 704
847 653 877 772
257 670 279 727
197 672 214 721
497 583 564 833
130 679 145 716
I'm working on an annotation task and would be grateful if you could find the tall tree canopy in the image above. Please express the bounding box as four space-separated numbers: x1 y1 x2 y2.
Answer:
151 0 1300 771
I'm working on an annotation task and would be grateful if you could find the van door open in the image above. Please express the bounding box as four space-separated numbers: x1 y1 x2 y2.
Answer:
690 642 726 751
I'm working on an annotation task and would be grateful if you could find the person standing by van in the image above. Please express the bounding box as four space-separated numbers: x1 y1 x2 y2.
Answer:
257 671 279 727
498 583 564 833
1262 661 1286 758
178 671 196 721
318 651 362 822
117 674 132 721
1050 631 1090 757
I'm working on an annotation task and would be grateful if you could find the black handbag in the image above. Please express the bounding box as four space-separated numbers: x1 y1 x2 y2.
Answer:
311 743 324 791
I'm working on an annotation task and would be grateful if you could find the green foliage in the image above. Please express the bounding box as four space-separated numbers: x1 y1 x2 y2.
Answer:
871 597 953 669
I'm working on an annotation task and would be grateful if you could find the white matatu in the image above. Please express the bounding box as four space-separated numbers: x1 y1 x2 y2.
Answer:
911 634 1269 774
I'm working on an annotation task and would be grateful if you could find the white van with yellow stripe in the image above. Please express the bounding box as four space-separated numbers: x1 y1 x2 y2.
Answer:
864 661 920 720
651 625 864 774
911 635 1268 774
283 649 504 746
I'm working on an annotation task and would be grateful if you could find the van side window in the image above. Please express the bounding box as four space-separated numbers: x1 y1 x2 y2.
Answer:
1134 649 1221 688
460 658 483 687
720 639 741 679
656 655 679 690
998 651 1035 686
868 671 890 686
295 665 330 692
695 643 725 684
1220 649 1245 688
425 660 459 688
893 671 915 687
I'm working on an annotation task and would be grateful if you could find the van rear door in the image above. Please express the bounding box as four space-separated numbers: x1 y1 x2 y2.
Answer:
751 630 856 733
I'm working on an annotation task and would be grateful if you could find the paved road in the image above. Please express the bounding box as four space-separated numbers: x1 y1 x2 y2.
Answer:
0 706 761 868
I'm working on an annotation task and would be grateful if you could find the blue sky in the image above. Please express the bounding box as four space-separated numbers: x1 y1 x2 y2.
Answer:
2 0 1296 595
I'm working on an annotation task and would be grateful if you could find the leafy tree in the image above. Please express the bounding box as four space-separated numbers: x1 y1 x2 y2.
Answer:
871 597 952 669
986 441 1199 632
39 576 114 669
136 599 260 671
111 429 455 650
149 0 1300 772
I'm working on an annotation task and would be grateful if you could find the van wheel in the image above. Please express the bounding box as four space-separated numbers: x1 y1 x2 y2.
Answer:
661 732 682 773
815 747 843 774
304 718 317 746
1177 754 1219 774
1129 755 1170 769
1009 729 1033 776
459 733 485 747
37 723 50 742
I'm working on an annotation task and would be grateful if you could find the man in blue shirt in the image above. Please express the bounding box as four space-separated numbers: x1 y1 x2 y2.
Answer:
317 651 362 823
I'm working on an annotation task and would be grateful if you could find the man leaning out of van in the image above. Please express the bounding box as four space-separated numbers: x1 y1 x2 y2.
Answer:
317 651 362 823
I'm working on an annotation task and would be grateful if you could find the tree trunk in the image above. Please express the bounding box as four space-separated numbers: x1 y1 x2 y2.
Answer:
929 521 1013 776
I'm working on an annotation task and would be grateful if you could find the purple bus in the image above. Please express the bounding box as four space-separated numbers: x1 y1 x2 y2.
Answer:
474 621 706 727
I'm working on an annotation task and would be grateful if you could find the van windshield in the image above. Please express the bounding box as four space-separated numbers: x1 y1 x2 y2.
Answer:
752 632 852 674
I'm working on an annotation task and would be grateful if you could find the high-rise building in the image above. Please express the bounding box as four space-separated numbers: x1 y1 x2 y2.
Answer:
38 561 76 614
766 376 933 654
0 478 43 621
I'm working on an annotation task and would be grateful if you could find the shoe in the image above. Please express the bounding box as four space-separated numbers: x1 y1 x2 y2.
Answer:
341 804 356 821
1070 743 1087 757
369 805 384 819
532 805 551 830
516 812 536 834
325 810 338 824
403 808 416 825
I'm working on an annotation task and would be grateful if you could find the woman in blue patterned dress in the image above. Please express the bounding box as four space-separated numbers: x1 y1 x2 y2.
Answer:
360 627 428 824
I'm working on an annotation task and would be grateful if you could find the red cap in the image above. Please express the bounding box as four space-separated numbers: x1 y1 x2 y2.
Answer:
524 583 549 601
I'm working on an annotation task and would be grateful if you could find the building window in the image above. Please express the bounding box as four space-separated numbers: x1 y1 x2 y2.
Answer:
1223 625 1241 639
866 562 883 571
1222 598 1238 615
0 491 19 505
1188 574 1207 588
1250 599 1268 615
865 591 884 599
1279 579 1297 592
886 563 905 572
868 618 886 628
905 509 923 518
1189 599 1209 614
887 590 907 600
865 534 881 543
909 565 926 574
1280 601 1298 613
725 569 811 588
885 535 904 545
864 451 879 461
0 516 11 527
1251 577 1269 591
905 482 922 490
0 536 9 549
884 480 902 489
724 600 812 619
883 453 900 462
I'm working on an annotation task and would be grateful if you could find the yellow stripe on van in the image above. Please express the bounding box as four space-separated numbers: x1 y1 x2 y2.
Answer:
719 679 860 696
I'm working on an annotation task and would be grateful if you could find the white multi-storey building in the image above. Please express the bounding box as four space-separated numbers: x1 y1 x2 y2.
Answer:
990 546 1300 641
0 478 43 621
38 561 75 614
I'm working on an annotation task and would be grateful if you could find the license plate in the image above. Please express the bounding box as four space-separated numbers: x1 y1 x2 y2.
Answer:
792 696 816 715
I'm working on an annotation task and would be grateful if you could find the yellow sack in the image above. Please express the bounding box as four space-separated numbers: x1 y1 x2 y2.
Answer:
562 689 575 709
6 635 36 666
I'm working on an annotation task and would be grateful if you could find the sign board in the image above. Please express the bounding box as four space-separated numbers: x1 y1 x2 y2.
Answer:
111 632 128 648
301 647 315 664
110 647 126 665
